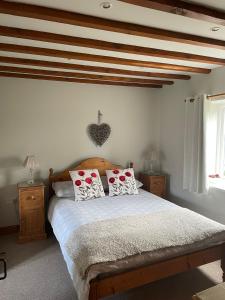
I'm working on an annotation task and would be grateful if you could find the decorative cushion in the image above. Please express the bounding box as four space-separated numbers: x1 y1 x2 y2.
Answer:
52 181 75 198
101 176 143 192
69 169 105 201
106 168 139 196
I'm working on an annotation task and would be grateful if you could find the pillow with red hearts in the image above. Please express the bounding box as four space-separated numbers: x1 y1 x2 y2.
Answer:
69 169 105 201
106 168 138 196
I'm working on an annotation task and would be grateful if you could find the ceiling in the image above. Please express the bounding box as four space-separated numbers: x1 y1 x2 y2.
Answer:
0 0 225 88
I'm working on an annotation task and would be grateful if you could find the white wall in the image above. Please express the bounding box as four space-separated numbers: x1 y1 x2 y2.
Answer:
156 66 225 224
2 67 225 228
0 78 158 227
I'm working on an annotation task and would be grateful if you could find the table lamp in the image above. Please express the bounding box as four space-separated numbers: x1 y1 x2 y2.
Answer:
24 155 39 184
148 150 158 174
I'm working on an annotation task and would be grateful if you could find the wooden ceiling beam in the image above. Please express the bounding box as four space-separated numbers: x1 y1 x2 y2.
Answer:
0 43 210 74
0 65 173 85
0 1 224 49
0 72 162 88
120 0 225 26
0 56 191 80
0 25 224 65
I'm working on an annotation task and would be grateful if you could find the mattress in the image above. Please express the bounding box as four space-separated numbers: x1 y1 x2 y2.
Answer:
48 189 225 299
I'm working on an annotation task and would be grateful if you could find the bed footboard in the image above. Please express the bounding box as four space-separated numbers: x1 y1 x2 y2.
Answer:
88 243 225 300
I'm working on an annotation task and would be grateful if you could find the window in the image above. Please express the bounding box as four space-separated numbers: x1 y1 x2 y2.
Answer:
215 105 225 178
223 109 225 176
223 123 225 176
182 94 225 193
207 101 225 189
222 108 225 177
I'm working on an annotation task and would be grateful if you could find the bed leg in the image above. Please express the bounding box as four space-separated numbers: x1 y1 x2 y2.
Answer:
89 281 98 300
221 244 225 282
221 258 225 282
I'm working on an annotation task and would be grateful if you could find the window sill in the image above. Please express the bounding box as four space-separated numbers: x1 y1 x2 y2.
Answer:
209 178 225 191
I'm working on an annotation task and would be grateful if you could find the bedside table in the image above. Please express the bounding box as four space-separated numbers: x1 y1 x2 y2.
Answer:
18 181 47 243
139 173 166 198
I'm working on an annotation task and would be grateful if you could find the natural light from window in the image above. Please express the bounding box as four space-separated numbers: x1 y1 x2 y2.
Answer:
208 102 225 190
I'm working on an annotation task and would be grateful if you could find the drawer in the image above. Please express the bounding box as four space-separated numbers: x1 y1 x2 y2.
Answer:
151 176 165 186
20 190 43 209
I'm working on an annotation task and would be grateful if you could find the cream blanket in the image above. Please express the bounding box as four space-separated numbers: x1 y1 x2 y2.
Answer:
65 207 225 278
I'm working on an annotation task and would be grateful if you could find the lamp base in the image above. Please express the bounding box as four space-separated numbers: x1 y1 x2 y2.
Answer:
27 179 34 185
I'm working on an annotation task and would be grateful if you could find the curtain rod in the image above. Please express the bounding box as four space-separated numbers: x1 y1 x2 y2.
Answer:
207 93 225 100
185 93 225 102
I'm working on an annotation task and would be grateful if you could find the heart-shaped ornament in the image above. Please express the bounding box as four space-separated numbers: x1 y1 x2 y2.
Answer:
88 123 111 146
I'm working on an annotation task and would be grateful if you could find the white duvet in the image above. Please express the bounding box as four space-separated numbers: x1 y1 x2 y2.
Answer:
48 189 225 300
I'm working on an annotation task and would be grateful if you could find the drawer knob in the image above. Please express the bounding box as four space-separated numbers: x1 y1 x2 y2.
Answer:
27 196 36 200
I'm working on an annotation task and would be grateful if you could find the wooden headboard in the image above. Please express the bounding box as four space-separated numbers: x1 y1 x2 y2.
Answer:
48 157 121 198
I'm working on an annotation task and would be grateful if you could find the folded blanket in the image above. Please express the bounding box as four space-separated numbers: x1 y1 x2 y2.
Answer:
65 207 225 278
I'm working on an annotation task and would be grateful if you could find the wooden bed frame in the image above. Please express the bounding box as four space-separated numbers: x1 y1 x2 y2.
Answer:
48 157 225 300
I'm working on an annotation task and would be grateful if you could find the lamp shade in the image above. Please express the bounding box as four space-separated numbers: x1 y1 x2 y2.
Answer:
24 155 39 170
149 150 158 162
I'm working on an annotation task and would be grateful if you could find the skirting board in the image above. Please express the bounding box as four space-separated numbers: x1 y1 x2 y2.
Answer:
0 225 19 236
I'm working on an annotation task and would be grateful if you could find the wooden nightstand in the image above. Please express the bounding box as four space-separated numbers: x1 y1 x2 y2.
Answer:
139 173 166 198
18 182 46 243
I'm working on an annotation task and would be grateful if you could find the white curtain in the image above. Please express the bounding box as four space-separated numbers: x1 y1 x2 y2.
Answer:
202 96 217 192
183 95 205 193
183 94 225 194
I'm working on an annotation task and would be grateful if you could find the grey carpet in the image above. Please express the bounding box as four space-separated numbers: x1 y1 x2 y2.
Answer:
0 234 223 300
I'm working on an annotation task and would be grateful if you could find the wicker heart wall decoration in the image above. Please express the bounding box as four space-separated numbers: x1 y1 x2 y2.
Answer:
88 110 111 146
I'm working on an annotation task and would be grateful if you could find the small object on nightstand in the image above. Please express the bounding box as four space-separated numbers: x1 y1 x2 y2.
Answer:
139 173 166 198
18 181 46 243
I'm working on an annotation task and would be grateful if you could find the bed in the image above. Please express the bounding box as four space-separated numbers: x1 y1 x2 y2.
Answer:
48 157 225 300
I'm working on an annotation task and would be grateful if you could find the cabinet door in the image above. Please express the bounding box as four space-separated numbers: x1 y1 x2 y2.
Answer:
27 209 44 234
150 176 166 198
20 208 44 236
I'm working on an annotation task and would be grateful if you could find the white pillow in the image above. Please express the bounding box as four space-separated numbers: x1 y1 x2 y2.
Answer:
136 179 143 189
106 168 139 196
70 169 105 201
52 181 74 198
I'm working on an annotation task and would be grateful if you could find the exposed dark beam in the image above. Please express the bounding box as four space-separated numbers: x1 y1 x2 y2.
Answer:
0 1 224 49
0 25 224 65
0 56 191 80
0 43 211 74
120 0 225 26
0 72 162 88
0 65 173 85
